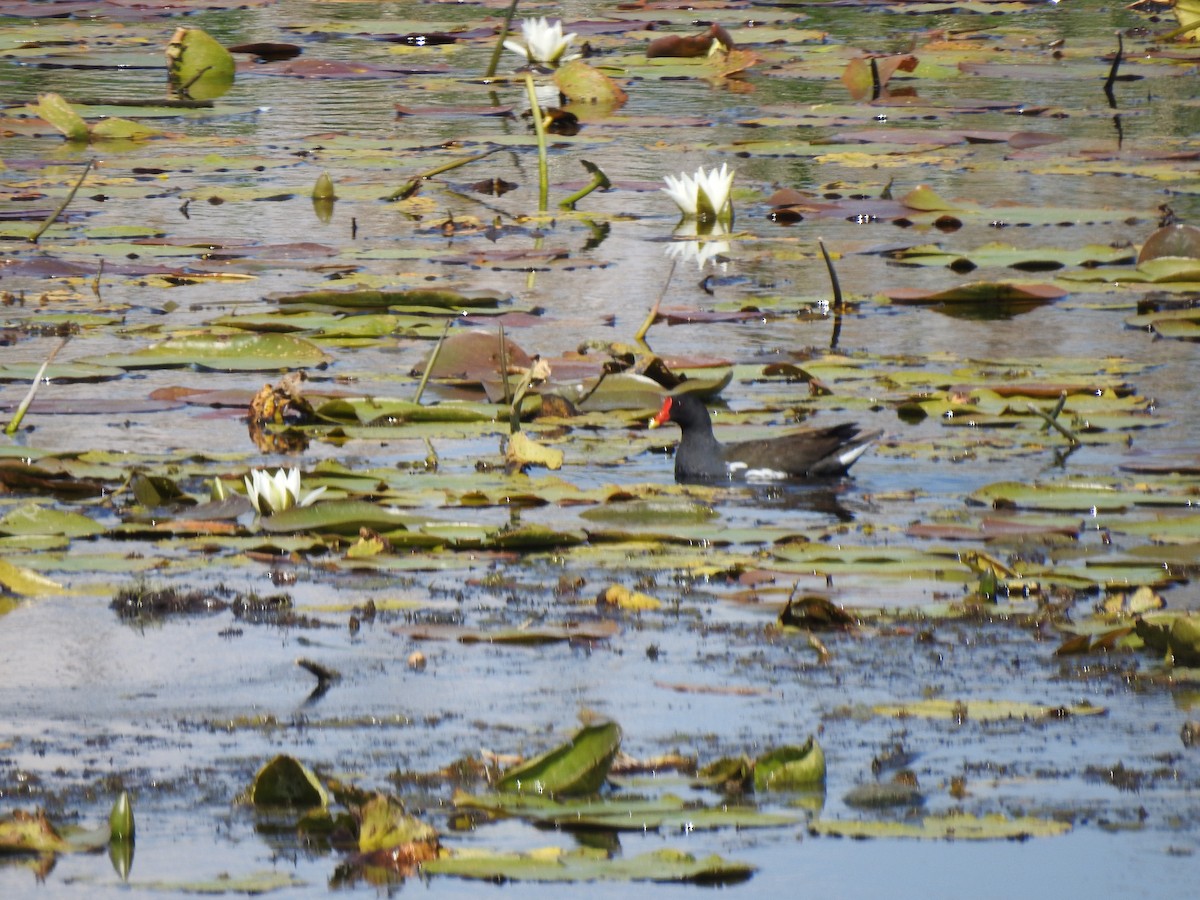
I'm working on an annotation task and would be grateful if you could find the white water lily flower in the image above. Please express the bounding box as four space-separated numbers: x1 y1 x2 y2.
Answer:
504 17 579 68
661 163 735 224
244 467 326 516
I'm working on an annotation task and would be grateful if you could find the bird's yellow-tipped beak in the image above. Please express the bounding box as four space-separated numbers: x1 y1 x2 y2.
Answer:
648 397 672 429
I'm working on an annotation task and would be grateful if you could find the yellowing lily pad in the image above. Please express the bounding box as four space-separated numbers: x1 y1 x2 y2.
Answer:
0 558 66 597
811 812 1070 840
872 699 1105 721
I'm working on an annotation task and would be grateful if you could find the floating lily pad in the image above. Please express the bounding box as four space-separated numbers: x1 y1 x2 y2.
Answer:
81 333 331 372
424 847 754 884
248 755 328 808
811 812 1070 840
872 699 1105 721
0 505 103 538
496 722 621 797
258 500 423 535
0 558 66 597
452 791 796 831
754 738 826 790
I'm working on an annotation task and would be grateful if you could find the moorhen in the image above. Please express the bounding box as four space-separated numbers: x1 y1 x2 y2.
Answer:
649 394 880 483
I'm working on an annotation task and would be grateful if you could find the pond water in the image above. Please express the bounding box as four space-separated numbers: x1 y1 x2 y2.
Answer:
1 0 1199 896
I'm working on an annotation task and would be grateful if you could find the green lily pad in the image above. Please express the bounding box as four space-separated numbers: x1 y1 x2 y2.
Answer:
754 738 827 790
167 27 236 100
312 397 499 425
0 505 103 538
132 872 306 893
31 92 88 142
269 288 504 310
258 500 424 535
424 847 754 885
81 333 331 372
248 755 328 809
967 481 1174 512
452 791 796 831
579 498 717 525
496 722 621 797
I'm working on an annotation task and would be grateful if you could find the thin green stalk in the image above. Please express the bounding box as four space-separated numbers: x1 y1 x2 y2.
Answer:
497 322 512 407
486 0 521 79
508 359 538 434
413 320 452 404
1028 393 1079 445
524 73 549 212
634 259 676 344
5 337 69 435
387 148 501 201
819 238 844 350
559 160 611 210
29 158 94 244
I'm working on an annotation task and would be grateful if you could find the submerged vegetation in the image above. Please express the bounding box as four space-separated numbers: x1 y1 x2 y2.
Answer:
2 0 1200 894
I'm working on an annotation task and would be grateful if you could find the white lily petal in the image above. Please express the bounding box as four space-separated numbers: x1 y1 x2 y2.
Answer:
244 474 263 514
507 17 578 68
284 468 301 501
299 486 327 507
502 38 530 60
661 164 735 222
661 172 698 215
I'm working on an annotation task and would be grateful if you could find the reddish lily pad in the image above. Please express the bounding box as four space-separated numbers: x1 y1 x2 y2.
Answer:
882 282 1067 306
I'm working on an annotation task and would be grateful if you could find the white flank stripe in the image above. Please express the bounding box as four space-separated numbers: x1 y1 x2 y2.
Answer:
743 467 789 482
838 443 871 468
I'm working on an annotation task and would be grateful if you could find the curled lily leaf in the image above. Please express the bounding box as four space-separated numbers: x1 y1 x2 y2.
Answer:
504 17 580 68
661 164 735 224
243 468 326 515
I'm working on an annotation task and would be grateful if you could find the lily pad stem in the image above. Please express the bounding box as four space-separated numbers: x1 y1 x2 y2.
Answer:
413 319 452 405
818 238 843 311
524 74 550 212
1103 32 1122 108
508 356 542 434
818 238 844 350
559 160 612 211
29 158 94 244
1027 393 1080 445
486 0 521 79
5 336 69 435
387 148 501 201
634 259 676 344
498 322 512 406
